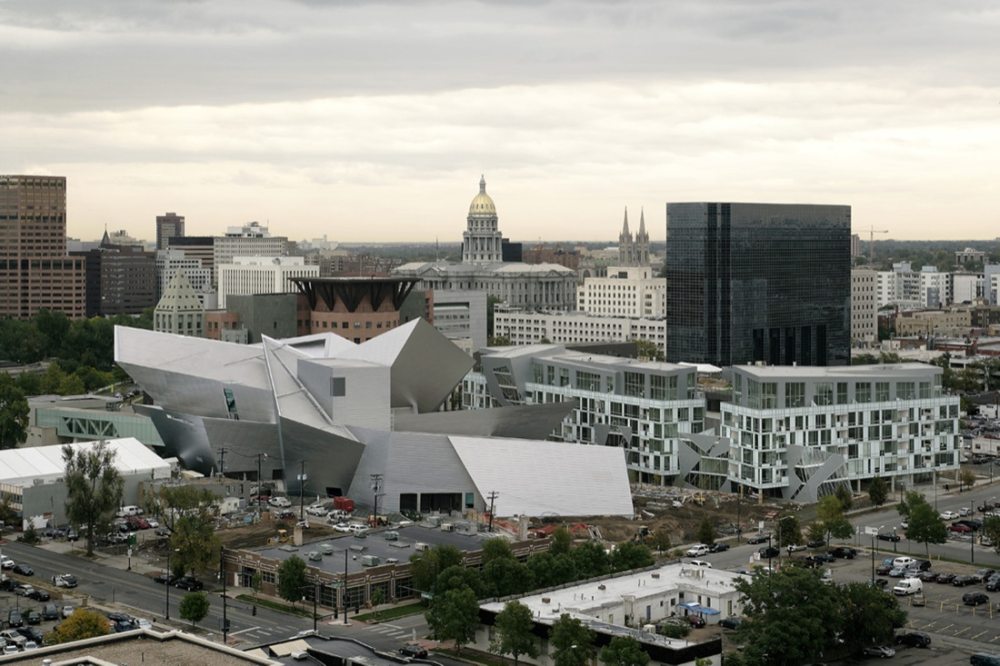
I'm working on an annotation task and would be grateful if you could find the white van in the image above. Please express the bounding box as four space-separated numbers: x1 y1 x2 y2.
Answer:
892 577 923 596
117 505 141 518
892 556 916 569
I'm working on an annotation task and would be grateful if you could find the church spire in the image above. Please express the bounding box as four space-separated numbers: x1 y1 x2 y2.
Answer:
638 208 647 238
621 206 630 236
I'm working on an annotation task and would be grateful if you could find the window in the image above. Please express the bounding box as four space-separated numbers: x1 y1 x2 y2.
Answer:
331 377 346 397
815 383 834 406
837 382 848 405
786 382 805 408
761 382 777 409
624 372 644 397
897 382 915 400
876 382 890 402
576 371 601 392
856 382 871 403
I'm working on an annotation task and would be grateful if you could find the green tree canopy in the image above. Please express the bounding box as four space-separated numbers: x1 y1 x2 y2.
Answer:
610 542 653 572
410 544 464 593
427 586 480 654
0 374 28 449
277 555 308 604
571 541 610 578
816 495 853 544
598 636 650 666
493 601 539 666
868 477 889 507
550 614 594 666
179 591 210 626
834 485 854 511
434 564 483 599
45 608 112 645
898 491 947 556
777 515 802 548
481 537 515 566
983 516 1000 554
483 556 533 598
837 582 906 657
550 526 573 555
63 441 124 556
697 518 716 545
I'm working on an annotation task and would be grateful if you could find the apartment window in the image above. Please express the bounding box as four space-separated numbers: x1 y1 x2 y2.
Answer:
876 382 890 402
815 383 834 406
837 382 848 405
919 381 932 399
897 382 915 400
761 382 777 409
624 372 644 398
560 368 570 387
576 371 601 392
786 382 805 408
856 383 871 403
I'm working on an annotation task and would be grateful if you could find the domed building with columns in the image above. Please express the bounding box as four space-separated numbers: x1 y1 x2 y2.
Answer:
393 176 578 317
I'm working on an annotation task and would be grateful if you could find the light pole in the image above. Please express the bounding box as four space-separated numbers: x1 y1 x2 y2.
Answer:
343 547 349 625
299 460 307 524
221 546 229 643
165 547 179 620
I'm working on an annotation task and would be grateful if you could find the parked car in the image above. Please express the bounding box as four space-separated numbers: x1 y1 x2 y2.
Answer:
963 592 990 606
399 643 428 659
863 645 896 658
960 507 973 516
806 539 826 549
52 573 78 588
746 534 770 545
0 556 13 569
917 571 938 583
12 563 33 576
24 611 40 626
719 617 742 630
687 614 706 628
306 504 329 517
936 573 957 584
940 510 960 520
66 529 79 542
893 556 916 568
830 547 858 559
888 566 907 578
7 610 22 628
758 546 781 559
877 533 901 542
16 627 43 645
954 575 978 587
951 523 974 533
267 496 292 508
895 631 931 648
153 572 175 585
62 605 75 618
971 654 1000 666
685 544 710 557
174 576 203 591
27 588 50 601
708 543 730 553
13 584 34 597
986 575 1000 592
786 544 808 552
41 604 59 621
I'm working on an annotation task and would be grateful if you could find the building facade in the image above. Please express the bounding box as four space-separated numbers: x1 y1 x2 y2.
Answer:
216 255 318 308
577 265 665 318
155 212 185 250
154 271 205 337
493 309 666 349
291 276 419 344
666 202 851 367
851 268 878 346
429 289 488 352
463 175 504 263
214 222 288 271
720 364 961 502
0 175 86 319
464 345 705 484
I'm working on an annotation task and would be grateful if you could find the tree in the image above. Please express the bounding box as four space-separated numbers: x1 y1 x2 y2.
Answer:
598 636 650 666
147 485 221 577
493 601 539 666
550 526 572 555
697 518 716 545
63 441 124 556
483 556 533 598
777 515 802 548
807 522 826 544
572 541 609 578
0 374 28 449
816 495 853 544
610 542 653 572
650 529 671 554
482 537 515 566
635 340 664 362
899 491 947 556
45 608 112 645
426 587 480 654
960 469 977 491
179 591 210 626
550 614 594 666
834 485 854 511
433 564 483 598
983 516 1000 554
735 567 842 666
277 555 308 605
868 477 889 507
837 582 906 657
410 544 463 593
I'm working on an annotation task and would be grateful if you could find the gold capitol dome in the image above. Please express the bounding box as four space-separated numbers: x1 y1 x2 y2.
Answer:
468 174 497 217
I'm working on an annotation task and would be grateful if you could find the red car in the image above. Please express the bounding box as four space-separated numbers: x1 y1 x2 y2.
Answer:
950 523 973 533
687 615 706 628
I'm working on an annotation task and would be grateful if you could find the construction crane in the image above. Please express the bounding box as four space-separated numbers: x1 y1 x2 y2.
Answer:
866 225 889 265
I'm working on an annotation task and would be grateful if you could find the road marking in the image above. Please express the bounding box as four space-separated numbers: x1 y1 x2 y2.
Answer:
230 626 262 636
972 630 988 640
954 626 969 636
939 624 953 633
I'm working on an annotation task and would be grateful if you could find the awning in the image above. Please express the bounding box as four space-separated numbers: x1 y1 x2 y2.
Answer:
679 602 720 616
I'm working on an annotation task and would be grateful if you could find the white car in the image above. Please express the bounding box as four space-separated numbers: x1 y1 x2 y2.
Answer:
940 510 959 520
268 496 292 508
787 544 808 552
687 559 712 568
685 544 710 557
0 556 13 570
146 519 160 529
306 504 329 517
134 618 153 630
333 523 353 533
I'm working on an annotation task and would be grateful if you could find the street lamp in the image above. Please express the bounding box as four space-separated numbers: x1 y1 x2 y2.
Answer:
165 547 179 620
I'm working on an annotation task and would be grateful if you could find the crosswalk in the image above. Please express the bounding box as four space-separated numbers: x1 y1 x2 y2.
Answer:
363 622 415 640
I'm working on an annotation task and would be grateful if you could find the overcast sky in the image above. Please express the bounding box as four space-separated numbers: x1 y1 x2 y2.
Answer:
4 0 1000 243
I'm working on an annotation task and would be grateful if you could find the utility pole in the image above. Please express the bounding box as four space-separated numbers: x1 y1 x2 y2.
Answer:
257 453 264 520
221 546 229 643
370 473 383 527
299 460 307 524
343 548 349 625
487 491 499 532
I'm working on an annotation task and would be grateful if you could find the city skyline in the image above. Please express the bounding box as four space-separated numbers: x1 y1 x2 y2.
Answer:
4 1 999 242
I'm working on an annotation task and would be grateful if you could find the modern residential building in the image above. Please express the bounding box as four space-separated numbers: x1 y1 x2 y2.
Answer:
493 309 666 350
720 364 961 502
851 268 878 346
114 320 634 517
464 345 705 485
154 271 205 337
577 265 665 318
986 265 1000 305
428 289 488 352
851 233 862 257
618 207 650 267
476 563 737 665
155 212 185 250
216 255 318 308
877 262 925 310
394 177 578 310
214 221 288 270
666 202 851 367
919 266 951 308
0 175 86 319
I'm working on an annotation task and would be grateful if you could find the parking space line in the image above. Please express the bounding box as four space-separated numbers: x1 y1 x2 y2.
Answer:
972 630 988 641
954 626 970 636
939 624 953 633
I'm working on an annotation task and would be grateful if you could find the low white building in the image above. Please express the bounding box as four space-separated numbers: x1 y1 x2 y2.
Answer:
494 309 666 350
576 265 665 319
0 438 174 529
476 563 743 666
216 256 319 308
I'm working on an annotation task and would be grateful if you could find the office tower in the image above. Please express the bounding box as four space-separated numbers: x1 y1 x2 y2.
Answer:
156 212 185 250
851 268 877 346
216 255 318 308
0 175 86 319
666 202 851 366
72 231 156 316
213 222 287 270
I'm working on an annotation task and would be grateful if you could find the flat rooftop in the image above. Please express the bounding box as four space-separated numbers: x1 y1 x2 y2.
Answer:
733 363 937 378
253 524 488 575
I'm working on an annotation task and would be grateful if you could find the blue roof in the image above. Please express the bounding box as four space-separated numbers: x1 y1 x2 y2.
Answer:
679 602 720 615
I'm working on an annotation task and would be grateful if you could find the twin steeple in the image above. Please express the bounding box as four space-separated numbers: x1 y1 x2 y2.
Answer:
618 206 650 266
